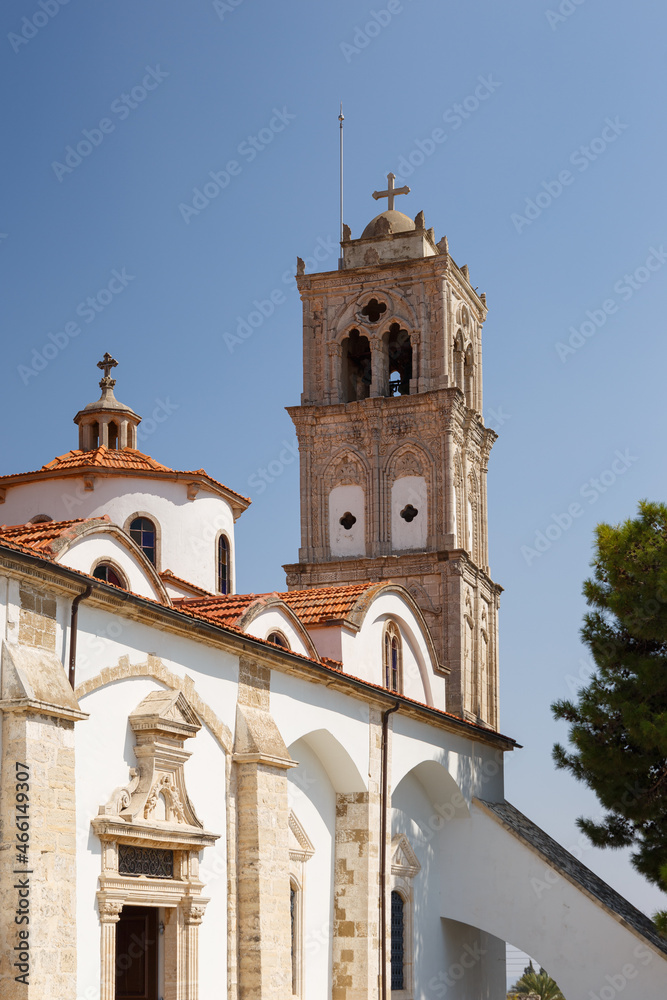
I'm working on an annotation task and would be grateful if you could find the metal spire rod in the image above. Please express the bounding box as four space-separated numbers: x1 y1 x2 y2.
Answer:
338 102 344 270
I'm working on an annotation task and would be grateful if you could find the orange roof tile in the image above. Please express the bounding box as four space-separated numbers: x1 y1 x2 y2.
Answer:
0 517 109 557
0 447 251 507
42 447 171 473
176 582 379 627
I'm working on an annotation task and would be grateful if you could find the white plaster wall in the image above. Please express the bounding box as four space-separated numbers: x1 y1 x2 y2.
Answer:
74 676 228 1000
287 738 336 1000
391 769 506 999
59 534 161 600
343 591 445 708
391 475 427 551
270 670 370 793
72 606 240 741
439 801 667 1000
244 607 312 658
0 477 237 593
392 713 505 809
328 484 366 557
304 625 344 662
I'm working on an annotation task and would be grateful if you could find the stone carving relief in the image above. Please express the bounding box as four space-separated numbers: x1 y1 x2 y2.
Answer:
96 689 208 832
331 453 362 486
392 451 423 479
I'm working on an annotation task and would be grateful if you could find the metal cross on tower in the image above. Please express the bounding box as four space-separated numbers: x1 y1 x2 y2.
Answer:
372 172 410 211
97 352 118 388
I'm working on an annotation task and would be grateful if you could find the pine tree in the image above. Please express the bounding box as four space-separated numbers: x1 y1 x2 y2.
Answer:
552 501 667 898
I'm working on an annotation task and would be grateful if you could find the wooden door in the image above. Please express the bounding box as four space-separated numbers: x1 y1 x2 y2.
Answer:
115 905 158 1000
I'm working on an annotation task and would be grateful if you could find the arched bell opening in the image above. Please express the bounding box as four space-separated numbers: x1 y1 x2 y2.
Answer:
341 329 372 402
385 323 412 396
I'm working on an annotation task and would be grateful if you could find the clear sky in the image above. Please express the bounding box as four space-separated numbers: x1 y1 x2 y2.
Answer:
2 0 666 939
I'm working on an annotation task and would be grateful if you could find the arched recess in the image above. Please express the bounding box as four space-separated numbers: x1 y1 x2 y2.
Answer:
392 760 470 822
453 331 464 390
75 654 233 754
341 328 372 401
386 442 435 550
323 448 370 557
294 728 367 794
464 343 475 408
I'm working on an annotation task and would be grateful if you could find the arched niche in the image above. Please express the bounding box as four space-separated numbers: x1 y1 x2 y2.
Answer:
341 329 372 402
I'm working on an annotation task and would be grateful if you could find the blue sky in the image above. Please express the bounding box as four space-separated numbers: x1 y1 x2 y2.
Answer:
2 0 667 935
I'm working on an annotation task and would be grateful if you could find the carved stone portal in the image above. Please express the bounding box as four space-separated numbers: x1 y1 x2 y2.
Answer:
92 689 220 1000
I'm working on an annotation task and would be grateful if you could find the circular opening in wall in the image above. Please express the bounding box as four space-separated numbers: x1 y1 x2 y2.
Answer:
339 512 357 530
400 504 419 523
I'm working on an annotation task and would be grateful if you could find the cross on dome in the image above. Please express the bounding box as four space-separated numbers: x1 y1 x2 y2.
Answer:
372 173 410 211
97 352 118 389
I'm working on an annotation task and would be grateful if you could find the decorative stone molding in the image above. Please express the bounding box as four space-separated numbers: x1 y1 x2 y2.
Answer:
289 810 315 864
391 833 422 879
392 451 424 478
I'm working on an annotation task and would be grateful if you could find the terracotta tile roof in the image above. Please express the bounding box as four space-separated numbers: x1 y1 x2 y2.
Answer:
173 592 263 626
160 570 213 598
0 535 518 748
175 583 378 627
42 447 172 473
0 517 109 557
0 447 251 507
281 583 378 624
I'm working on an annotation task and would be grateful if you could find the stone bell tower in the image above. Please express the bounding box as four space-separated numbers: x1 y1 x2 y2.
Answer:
284 176 502 728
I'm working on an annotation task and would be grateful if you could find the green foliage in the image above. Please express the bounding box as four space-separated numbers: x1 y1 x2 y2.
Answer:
552 501 667 891
508 961 565 999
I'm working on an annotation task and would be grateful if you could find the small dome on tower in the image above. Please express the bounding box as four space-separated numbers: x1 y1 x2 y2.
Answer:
73 353 142 451
361 210 416 240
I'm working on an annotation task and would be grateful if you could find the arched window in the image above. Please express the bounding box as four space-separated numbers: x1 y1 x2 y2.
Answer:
93 563 126 588
453 333 464 390
267 630 290 650
290 880 299 995
91 421 100 449
383 621 402 693
218 535 229 594
390 890 405 991
386 323 412 396
108 421 118 450
464 344 474 408
28 514 53 524
129 517 157 566
342 329 372 402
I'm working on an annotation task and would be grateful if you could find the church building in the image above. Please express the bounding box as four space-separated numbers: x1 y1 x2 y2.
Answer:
0 182 665 1000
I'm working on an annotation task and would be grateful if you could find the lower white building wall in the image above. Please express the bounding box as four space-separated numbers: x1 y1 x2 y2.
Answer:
288 738 336 1000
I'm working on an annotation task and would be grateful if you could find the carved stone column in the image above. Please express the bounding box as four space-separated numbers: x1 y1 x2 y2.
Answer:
182 902 206 1000
98 900 123 1000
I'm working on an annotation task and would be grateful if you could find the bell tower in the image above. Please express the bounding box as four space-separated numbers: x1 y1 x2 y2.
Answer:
284 178 502 728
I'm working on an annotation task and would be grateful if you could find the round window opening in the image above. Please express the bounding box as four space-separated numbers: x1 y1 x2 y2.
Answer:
400 504 419 523
339 512 357 530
